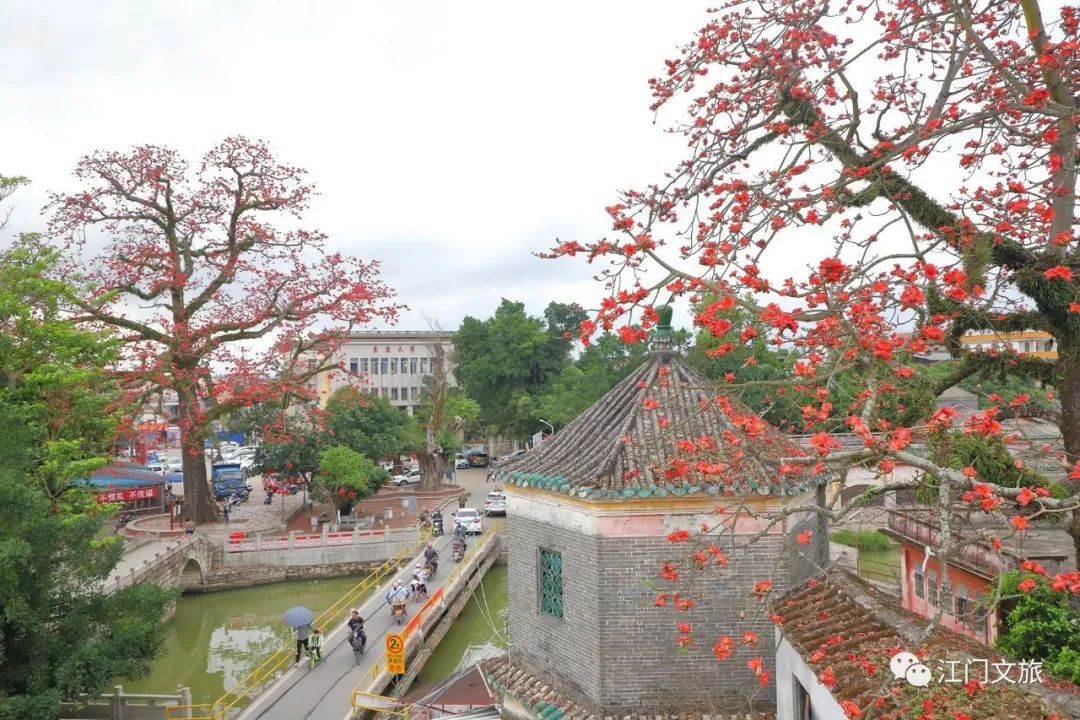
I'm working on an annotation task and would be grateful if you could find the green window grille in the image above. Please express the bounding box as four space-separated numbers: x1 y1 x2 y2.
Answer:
539 549 564 619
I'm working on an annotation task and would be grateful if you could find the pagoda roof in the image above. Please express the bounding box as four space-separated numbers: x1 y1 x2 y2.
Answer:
494 348 827 500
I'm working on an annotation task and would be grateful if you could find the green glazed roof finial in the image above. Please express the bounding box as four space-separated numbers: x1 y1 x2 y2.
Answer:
654 304 673 338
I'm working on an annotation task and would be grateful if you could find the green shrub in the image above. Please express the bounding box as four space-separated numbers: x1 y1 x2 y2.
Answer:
829 529 893 552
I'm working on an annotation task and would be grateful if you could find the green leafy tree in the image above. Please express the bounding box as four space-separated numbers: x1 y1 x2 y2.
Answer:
995 570 1080 683
684 298 806 431
315 445 386 514
453 299 578 437
324 387 413 463
0 233 174 719
253 411 323 488
537 333 651 428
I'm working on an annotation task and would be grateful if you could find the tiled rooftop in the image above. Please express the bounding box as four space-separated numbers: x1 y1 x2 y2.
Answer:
774 569 1080 719
493 349 827 500
481 656 774 720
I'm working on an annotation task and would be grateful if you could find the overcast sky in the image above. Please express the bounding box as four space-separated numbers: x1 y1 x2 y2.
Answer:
0 1 712 331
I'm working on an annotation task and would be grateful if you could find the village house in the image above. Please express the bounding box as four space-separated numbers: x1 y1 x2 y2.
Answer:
881 509 1073 645
773 567 1080 719
483 308 829 718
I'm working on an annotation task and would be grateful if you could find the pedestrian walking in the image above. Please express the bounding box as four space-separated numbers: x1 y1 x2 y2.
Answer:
184 518 195 535
223 502 231 523
458 493 466 510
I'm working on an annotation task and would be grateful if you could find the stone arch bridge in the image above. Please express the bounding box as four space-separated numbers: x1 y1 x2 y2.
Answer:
105 535 218 595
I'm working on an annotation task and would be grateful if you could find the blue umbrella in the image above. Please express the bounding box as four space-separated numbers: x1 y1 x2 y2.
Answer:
281 606 315 628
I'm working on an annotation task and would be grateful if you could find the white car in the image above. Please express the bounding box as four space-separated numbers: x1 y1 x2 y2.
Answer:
486 497 506 517
392 469 421 487
455 454 470 470
454 507 483 534
166 458 183 472
146 461 166 474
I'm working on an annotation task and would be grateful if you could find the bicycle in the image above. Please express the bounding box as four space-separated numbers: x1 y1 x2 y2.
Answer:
349 632 367 665
306 635 324 670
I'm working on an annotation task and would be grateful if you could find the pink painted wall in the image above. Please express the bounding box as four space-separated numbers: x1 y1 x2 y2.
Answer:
901 544 995 644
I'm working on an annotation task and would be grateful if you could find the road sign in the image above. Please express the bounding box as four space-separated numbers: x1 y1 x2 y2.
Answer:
386 633 405 675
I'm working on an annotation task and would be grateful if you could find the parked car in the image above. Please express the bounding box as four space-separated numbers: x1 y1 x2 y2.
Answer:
455 454 470 470
466 452 489 468
454 507 483 534
486 497 506 517
392 469 422 487
146 461 166 474
166 457 183 472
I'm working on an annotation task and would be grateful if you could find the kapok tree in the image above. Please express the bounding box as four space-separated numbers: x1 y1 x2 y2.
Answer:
544 0 1080 703
48 138 399 523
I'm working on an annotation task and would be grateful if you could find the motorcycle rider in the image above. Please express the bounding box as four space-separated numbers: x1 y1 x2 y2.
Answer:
431 509 443 536
347 608 366 653
452 524 467 558
423 542 439 575
387 580 409 619
411 564 428 596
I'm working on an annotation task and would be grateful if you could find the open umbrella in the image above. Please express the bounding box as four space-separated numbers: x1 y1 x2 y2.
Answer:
282 606 315 628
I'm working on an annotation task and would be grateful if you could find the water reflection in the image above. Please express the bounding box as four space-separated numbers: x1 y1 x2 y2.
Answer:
415 565 508 687
122 575 369 704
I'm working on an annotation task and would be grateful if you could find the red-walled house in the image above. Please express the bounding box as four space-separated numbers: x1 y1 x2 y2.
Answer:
883 510 1072 644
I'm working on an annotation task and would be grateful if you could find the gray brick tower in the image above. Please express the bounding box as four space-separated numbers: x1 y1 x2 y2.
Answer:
488 307 829 717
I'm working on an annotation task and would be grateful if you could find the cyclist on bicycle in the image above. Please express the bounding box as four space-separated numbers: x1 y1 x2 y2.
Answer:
347 609 367 652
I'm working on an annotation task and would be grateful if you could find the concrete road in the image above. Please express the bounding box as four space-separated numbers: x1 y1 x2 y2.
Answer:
236 467 499 720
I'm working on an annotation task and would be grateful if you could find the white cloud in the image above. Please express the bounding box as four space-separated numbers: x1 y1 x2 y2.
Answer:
0 0 711 331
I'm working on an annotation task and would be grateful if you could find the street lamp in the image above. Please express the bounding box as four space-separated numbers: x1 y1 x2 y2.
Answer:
538 419 554 435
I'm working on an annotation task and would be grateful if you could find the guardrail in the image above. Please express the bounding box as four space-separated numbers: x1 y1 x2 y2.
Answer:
61 685 192 719
168 531 430 720
108 535 198 594
224 528 399 553
351 527 497 711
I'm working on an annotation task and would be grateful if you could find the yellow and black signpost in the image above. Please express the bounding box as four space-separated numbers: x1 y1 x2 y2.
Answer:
386 633 405 675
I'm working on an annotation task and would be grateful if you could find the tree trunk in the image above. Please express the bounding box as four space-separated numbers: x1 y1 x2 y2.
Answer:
178 386 218 525
1057 347 1080 558
417 343 449 492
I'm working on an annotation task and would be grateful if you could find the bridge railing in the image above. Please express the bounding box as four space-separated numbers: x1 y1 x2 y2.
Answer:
167 530 430 720
109 535 199 594
351 526 498 711
223 527 415 553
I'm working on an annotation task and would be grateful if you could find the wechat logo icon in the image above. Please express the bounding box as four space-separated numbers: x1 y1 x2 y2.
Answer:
890 650 932 687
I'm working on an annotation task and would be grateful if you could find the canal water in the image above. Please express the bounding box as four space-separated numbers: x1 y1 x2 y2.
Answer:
415 565 508 687
121 575 370 704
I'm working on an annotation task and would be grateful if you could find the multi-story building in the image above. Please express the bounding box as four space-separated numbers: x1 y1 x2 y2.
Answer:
960 329 1058 359
311 330 456 414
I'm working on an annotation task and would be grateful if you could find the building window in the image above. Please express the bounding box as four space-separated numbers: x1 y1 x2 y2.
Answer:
380 358 388 375
793 675 812 720
306 358 317 370
360 358 369 373
1023 341 1032 353
393 358 400 374
420 357 428 374
955 585 970 624
538 548 564 619
1045 340 1055 352
370 359 378 376
411 387 419 400
400 386 408 400
410 358 418 374
380 387 388 399
927 569 939 606
349 358 358 373
400 359 409 375
391 387 399 401
913 567 925 600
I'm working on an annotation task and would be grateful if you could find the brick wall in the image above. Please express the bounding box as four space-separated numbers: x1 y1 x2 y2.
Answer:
506 513 602 705
507 498 830 715
596 534 788 712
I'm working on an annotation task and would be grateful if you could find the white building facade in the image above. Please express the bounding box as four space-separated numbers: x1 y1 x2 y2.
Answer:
313 330 456 415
